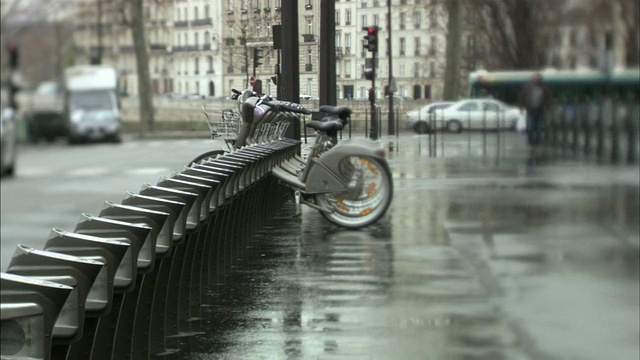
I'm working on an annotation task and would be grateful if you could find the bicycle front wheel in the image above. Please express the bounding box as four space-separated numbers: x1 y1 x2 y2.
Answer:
314 156 393 229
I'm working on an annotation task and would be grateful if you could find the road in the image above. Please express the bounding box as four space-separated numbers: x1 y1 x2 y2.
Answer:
0 136 216 270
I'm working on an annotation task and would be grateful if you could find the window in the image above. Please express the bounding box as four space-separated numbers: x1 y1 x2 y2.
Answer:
345 10 351 25
336 10 340 25
483 101 499 112
194 6 199 20
345 33 351 54
430 36 436 55
208 56 214 73
458 101 479 112
430 10 436 27
345 60 351 78
414 37 420 56
414 11 421 28
399 37 406 56
195 57 199 74
361 15 367 27
306 18 313 34
430 61 435 77
400 12 406 29
374 14 379 26
205 5 210 18
195 33 199 48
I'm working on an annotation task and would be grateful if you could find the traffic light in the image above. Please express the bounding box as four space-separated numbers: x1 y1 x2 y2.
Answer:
364 70 374 81
362 26 378 52
368 88 375 103
253 48 264 68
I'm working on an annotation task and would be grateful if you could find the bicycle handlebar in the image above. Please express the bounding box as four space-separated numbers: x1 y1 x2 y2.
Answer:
261 100 311 115
230 89 311 115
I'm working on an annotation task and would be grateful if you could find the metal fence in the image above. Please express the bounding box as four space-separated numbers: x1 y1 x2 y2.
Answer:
1 139 299 359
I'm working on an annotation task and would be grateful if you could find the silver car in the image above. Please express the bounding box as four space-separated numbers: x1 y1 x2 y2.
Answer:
1 102 18 177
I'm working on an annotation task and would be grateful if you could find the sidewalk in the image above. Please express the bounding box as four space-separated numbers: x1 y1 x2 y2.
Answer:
185 132 639 360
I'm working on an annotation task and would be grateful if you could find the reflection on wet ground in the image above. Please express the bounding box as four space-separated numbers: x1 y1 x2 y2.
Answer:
185 132 639 360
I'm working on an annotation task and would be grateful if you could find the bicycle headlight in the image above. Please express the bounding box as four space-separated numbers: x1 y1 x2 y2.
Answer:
70 110 84 123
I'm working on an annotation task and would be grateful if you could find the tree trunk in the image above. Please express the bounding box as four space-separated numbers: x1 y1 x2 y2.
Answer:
443 0 462 100
131 0 154 132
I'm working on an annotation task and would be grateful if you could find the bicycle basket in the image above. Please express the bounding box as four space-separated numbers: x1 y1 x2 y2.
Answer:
203 106 242 141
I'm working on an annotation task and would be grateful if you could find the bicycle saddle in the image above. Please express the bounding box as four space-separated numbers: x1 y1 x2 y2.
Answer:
306 120 344 133
319 105 352 120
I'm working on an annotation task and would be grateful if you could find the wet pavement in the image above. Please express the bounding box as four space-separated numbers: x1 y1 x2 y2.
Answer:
184 132 639 360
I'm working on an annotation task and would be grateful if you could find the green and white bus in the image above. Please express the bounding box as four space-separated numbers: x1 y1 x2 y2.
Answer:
468 68 640 106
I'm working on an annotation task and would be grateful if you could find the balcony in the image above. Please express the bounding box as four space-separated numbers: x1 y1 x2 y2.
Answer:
227 65 234 73
172 46 199 52
151 19 166 26
150 43 167 51
303 34 316 43
202 44 211 51
191 18 212 27
336 47 343 58
174 20 188 28
224 37 235 46
120 45 134 53
305 63 313 72
305 4 312 10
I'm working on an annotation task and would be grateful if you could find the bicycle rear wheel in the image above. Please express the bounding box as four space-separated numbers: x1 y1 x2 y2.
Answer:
314 156 393 229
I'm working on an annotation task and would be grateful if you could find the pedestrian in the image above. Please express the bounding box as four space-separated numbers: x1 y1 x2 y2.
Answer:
519 73 549 148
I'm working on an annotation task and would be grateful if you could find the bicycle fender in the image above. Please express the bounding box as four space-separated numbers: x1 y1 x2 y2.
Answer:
304 139 387 194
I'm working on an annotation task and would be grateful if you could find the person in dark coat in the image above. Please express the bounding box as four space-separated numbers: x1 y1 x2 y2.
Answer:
519 73 549 147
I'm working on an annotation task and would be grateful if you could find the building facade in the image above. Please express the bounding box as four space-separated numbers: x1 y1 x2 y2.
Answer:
69 0 637 101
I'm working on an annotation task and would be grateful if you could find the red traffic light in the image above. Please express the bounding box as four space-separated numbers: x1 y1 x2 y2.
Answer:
368 27 375 34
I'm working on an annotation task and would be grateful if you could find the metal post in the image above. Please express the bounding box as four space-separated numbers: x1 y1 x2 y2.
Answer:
280 0 300 143
387 0 395 135
319 0 336 106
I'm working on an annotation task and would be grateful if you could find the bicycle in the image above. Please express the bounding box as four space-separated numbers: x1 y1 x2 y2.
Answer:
188 89 393 229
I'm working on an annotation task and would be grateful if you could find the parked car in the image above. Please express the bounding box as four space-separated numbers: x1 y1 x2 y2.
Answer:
1 102 18 177
406 101 455 134
437 98 524 133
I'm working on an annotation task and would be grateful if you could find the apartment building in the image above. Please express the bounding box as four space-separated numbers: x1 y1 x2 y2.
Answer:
71 0 457 100
76 0 634 101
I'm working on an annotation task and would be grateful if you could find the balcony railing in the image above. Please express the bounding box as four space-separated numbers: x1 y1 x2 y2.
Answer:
303 34 316 43
120 45 134 53
305 63 313 72
172 46 199 52
191 18 212 27
174 20 188 28
336 47 343 58
150 44 167 51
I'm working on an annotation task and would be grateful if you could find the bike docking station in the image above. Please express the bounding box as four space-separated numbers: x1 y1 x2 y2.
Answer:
1 88 393 359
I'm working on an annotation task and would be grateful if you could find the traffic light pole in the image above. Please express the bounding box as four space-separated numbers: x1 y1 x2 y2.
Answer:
363 26 379 140
369 53 378 140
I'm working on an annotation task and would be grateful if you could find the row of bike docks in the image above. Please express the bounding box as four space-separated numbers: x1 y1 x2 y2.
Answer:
1 138 300 359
